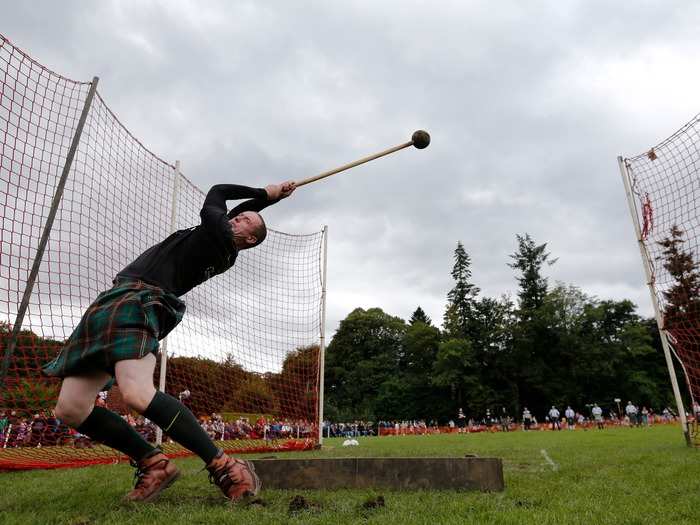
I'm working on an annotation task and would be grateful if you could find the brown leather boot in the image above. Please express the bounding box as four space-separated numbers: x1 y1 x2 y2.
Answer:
206 452 260 501
125 452 181 502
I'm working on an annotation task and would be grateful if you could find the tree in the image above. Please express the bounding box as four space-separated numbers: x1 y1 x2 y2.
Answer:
271 345 320 420
324 308 406 420
400 321 446 419
508 233 556 412
656 224 700 403
508 234 554 313
443 242 480 339
432 338 477 409
574 300 662 408
469 296 516 412
657 225 700 330
409 306 432 326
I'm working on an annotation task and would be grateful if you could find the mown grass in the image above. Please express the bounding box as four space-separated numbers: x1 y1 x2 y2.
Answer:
1 425 697 524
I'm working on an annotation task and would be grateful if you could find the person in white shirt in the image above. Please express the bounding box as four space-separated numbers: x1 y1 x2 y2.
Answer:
522 407 532 431
625 401 639 427
591 404 604 430
457 408 467 434
548 406 561 430
564 406 575 430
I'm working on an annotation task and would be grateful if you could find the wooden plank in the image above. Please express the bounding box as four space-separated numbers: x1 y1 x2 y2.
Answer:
250 457 504 491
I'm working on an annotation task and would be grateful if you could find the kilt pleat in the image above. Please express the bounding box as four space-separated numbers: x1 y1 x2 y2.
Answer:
42 279 186 378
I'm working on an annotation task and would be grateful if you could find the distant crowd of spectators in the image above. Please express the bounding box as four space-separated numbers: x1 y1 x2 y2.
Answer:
322 402 689 438
0 408 315 450
1 399 693 449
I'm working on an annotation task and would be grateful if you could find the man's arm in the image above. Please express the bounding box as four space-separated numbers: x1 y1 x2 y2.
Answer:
200 184 268 230
226 181 296 218
226 195 274 218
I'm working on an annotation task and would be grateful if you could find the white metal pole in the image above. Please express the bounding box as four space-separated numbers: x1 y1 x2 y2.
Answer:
1 77 100 384
617 156 691 446
155 160 181 447
318 226 328 444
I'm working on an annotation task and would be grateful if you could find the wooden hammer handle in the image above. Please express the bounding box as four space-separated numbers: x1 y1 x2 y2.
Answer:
295 140 414 187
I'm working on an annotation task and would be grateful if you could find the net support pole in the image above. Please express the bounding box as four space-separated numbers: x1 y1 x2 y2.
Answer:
0 77 99 385
155 160 180 447
318 225 328 444
618 156 691 446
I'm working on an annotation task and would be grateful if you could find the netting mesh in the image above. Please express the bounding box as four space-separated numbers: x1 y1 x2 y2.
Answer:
622 113 700 442
0 34 324 470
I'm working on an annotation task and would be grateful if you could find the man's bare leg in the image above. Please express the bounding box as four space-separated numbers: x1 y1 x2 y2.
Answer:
54 371 159 463
115 353 219 464
55 372 111 427
116 354 260 501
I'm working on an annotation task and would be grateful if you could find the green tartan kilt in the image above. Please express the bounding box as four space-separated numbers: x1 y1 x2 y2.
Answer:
42 279 186 378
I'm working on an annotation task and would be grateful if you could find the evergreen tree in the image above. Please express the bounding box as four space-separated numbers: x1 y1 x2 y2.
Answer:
508 233 556 412
443 241 480 338
409 306 432 326
508 234 554 314
657 225 700 330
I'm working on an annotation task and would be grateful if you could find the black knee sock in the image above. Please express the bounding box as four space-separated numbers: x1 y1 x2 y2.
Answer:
76 406 157 462
143 391 219 464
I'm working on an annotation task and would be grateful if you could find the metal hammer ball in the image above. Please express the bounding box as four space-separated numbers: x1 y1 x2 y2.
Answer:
411 130 431 149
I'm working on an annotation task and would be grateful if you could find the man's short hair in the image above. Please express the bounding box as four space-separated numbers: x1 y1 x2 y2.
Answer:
251 213 267 247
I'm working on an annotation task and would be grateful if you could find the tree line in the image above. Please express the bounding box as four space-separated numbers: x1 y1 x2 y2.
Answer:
0 322 319 420
324 227 700 423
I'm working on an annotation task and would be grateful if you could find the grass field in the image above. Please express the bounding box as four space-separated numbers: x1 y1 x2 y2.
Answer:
1 425 698 524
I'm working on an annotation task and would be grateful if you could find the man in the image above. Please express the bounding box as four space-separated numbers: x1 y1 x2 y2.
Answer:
548 406 561 430
43 181 295 503
522 407 532 431
499 408 510 432
591 403 604 430
625 401 638 427
456 408 466 434
565 406 575 430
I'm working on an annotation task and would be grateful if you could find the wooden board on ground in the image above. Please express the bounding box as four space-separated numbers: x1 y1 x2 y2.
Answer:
250 457 504 491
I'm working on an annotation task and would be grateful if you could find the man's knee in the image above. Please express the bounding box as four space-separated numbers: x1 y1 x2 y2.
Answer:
55 399 92 428
119 381 156 413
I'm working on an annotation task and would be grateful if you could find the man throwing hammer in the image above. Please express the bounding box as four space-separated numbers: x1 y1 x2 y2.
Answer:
43 181 296 503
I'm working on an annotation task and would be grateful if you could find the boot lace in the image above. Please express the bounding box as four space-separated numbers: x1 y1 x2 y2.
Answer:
207 458 244 493
131 457 168 490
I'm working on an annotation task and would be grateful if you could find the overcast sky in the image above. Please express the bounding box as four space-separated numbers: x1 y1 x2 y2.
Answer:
4 0 700 335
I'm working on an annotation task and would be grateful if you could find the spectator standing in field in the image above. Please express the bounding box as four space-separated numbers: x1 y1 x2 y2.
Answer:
457 408 466 434
548 406 561 430
640 406 650 427
499 408 510 432
0 411 7 443
565 406 575 430
592 404 604 430
625 401 638 427
484 409 493 430
522 407 532 431
662 407 672 422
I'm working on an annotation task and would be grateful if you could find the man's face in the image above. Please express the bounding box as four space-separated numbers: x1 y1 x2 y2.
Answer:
229 211 262 243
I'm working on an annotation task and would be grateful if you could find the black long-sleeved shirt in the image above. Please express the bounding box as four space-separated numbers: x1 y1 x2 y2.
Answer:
116 184 274 296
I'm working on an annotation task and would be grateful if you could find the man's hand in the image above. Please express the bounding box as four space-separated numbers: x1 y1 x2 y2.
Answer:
279 180 296 198
265 181 296 201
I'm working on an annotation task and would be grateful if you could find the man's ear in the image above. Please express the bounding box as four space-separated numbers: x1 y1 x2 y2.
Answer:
246 235 257 246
